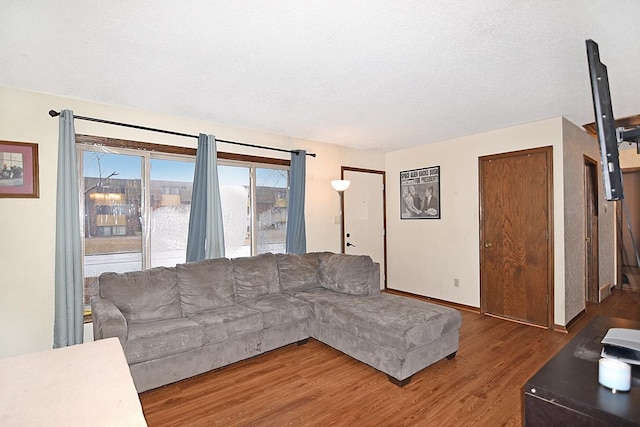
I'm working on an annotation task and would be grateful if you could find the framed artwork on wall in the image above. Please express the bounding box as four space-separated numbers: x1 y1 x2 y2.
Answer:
0 141 39 198
400 165 440 219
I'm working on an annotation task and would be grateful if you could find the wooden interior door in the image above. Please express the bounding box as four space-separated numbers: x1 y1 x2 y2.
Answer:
584 158 599 303
480 147 553 328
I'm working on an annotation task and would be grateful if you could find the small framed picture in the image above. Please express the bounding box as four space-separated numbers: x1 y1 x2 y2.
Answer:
0 141 39 198
400 166 440 219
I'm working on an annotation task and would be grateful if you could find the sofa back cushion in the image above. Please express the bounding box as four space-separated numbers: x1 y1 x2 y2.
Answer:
232 252 280 299
99 267 182 324
176 258 235 315
275 252 322 291
318 253 376 296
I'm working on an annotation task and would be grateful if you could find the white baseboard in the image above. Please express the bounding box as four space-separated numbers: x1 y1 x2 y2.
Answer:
599 283 612 302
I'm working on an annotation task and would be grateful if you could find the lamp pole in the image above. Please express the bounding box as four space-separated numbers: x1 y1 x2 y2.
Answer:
331 180 351 253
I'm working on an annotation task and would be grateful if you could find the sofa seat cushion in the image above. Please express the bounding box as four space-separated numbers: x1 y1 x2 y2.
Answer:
237 294 312 328
295 289 461 352
126 318 204 364
176 258 235 315
188 305 263 345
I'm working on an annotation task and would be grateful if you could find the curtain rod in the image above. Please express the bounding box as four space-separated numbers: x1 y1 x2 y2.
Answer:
48 110 316 157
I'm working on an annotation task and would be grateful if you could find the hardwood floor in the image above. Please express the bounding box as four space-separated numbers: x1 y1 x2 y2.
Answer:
139 289 640 426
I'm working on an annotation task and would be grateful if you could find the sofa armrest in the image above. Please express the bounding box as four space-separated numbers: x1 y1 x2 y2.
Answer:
91 296 128 349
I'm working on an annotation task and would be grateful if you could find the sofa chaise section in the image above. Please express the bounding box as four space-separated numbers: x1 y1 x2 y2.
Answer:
293 288 460 385
289 252 461 386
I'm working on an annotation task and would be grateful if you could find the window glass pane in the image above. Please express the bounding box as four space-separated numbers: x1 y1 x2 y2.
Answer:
218 164 250 258
149 158 195 268
80 141 291 320
82 151 143 311
256 167 288 254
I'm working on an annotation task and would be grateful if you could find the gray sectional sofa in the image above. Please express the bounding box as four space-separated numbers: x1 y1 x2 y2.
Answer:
91 252 461 392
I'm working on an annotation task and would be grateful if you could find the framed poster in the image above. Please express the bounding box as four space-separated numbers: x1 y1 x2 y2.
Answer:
400 165 440 219
0 141 39 198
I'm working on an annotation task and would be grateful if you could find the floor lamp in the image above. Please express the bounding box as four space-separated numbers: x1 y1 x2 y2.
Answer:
331 179 351 253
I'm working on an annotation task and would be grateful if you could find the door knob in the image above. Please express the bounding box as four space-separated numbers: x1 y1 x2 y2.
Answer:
346 242 356 247
484 242 492 248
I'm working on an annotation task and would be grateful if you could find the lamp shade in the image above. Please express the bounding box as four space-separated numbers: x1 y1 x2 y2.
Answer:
331 180 351 192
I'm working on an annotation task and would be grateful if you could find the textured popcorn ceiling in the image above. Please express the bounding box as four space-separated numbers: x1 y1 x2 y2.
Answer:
1 1 639 151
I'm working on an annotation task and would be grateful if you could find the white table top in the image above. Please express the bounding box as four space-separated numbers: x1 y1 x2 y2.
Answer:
0 337 147 427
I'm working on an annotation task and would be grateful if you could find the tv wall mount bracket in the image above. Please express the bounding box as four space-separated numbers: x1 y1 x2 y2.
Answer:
617 126 640 153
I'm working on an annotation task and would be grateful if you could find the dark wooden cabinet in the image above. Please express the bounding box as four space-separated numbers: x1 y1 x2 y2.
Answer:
523 316 640 426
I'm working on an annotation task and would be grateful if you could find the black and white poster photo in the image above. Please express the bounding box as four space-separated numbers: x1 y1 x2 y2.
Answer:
400 166 440 219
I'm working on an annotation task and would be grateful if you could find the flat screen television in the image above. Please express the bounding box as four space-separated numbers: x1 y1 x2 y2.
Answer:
585 39 624 201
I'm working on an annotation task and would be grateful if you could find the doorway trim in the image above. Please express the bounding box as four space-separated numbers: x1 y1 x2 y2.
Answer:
584 155 599 303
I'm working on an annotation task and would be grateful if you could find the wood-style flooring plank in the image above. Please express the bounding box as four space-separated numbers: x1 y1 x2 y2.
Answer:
139 289 640 426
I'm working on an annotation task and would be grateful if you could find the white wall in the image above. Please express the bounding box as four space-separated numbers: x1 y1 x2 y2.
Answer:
386 118 571 324
1 85 621 357
386 117 616 327
561 118 616 321
619 147 640 270
620 146 640 169
0 86 384 358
